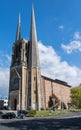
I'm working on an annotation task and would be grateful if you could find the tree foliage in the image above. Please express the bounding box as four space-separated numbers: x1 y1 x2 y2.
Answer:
71 86 81 108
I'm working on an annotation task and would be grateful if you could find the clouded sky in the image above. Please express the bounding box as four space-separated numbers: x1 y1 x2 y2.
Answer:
0 0 81 97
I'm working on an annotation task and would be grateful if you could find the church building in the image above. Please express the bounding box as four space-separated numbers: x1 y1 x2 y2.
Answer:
8 6 71 111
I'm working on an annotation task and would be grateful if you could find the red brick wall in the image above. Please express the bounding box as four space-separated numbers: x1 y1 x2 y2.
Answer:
44 80 52 108
41 77 71 109
53 82 71 108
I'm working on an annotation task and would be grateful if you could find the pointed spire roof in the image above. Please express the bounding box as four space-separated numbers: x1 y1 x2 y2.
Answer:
15 13 21 42
28 5 40 68
30 4 37 43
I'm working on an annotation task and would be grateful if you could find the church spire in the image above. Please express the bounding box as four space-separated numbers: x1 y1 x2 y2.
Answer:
16 13 21 42
29 5 40 68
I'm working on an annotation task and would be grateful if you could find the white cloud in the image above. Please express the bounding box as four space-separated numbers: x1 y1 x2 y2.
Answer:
0 68 9 96
74 32 81 40
0 52 10 96
61 32 81 54
58 25 64 30
0 52 11 67
5 54 11 62
61 40 81 54
38 41 81 86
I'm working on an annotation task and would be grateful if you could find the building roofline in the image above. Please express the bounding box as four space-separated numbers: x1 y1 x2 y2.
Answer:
41 75 71 88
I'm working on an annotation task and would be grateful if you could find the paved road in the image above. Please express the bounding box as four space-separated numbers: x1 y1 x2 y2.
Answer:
0 112 81 130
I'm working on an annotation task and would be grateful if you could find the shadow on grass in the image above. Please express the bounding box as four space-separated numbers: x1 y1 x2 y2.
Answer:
0 117 81 130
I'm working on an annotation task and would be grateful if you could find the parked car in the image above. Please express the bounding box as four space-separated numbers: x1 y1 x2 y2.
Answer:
1 112 16 119
0 111 3 115
0 111 3 118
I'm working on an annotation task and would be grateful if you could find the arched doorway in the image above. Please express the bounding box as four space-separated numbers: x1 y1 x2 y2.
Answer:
14 99 17 110
48 94 60 110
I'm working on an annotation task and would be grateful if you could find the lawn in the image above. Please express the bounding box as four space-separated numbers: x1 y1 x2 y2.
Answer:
34 109 69 117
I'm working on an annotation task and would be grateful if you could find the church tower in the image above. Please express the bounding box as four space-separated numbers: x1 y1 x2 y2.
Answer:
8 6 41 110
27 6 41 110
8 14 28 110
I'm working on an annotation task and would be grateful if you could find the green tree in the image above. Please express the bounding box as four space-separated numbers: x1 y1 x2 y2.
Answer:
71 86 81 108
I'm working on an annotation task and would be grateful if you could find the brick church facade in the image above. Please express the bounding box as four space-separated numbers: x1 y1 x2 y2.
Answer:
8 6 71 111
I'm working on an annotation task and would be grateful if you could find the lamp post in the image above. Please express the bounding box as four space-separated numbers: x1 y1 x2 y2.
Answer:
14 69 21 110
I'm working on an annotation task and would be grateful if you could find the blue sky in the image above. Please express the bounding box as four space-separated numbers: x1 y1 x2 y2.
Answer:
1 0 81 96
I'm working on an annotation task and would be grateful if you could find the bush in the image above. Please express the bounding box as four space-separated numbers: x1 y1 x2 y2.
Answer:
28 110 36 117
41 108 45 111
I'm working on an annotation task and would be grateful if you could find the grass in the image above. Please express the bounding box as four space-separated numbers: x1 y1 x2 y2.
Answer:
69 108 81 112
27 108 81 117
34 109 69 117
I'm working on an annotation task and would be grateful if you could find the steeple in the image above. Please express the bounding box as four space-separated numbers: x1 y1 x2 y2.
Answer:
29 5 40 68
27 5 41 110
16 14 21 42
